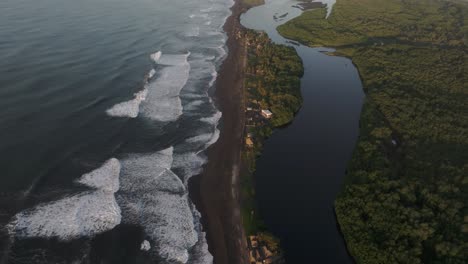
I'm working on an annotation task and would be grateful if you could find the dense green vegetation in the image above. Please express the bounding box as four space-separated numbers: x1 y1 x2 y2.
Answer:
278 0 468 263
241 0 265 7
244 30 304 127
239 29 303 253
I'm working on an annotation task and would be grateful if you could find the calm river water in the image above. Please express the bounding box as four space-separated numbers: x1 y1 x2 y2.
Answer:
241 0 364 263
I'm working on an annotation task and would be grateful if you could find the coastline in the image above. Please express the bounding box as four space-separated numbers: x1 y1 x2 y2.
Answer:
189 0 250 263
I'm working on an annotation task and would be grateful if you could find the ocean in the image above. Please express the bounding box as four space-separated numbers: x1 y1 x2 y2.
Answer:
0 0 233 263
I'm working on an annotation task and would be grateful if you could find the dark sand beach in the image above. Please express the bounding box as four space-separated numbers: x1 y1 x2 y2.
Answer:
189 0 249 263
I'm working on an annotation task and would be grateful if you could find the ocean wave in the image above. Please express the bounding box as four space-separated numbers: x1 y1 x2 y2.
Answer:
200 110 222 124
172 152 208 186
136 52 191 122
187 208 213 264
148 68 156 79
186 133 215 144
151 51 191 66
150 51 162 62
184 100 205 111
209 65 218 87
117 148 197 263
8 159 122 240
106 88 148 118
185 129 220 152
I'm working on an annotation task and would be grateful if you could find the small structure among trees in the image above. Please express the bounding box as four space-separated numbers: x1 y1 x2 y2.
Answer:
261 109 273 119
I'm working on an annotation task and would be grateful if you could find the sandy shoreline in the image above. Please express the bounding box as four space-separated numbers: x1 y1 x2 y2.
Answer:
188 0 249 263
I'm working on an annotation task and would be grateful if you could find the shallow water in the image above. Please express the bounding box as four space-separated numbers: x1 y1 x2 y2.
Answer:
0 0 233 263
241 0 364 263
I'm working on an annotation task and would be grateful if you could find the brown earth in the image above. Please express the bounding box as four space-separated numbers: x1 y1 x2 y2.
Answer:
188 0 250 263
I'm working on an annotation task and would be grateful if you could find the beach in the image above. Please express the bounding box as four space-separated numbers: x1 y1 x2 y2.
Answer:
189 0 250 263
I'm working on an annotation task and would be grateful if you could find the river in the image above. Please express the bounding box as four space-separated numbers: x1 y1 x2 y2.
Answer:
241 0 364 263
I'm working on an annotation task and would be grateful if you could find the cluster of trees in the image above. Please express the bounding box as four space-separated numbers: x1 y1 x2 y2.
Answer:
277 0 468 263
240 29 303 238
278 0 467 47
244 30 303 127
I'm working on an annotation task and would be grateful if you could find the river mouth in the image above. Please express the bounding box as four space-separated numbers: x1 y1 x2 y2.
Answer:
241 0 364 263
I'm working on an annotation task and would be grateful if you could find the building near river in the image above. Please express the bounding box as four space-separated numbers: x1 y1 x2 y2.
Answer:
246 137 254 148
261 109 273 119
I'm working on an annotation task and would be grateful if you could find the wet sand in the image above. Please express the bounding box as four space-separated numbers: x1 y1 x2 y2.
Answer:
188 0 250 263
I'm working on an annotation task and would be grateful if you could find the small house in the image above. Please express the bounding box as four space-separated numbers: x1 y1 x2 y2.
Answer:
246 137 254 148
261 109 273 119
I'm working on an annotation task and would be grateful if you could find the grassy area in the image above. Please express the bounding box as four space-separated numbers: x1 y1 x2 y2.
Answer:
241 0 265 8
244 30 304 127
277 0 468 263
278 0 467 47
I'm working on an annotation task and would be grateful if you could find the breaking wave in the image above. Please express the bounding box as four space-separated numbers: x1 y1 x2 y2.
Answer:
8 159 122 240
107 51 191 121
200 110 222 124
93 0 233 261
137 52 191 122
106 88 148 118
117 148 197 263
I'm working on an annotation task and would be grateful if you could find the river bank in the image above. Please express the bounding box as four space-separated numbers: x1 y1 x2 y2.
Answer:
240 28 303 264
241 0 363 262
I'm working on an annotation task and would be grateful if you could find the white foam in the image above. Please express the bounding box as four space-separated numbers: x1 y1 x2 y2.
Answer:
140 53 190 122
77 158 121 193
186 129 220 151
148 69 156 79
216 45 226 58
152 52 191 66
209 68 218 87
106 88 148 118
172 152 208 185
117 148 198 263
141 240 151 251
186 133 214 144
200 110 222 124
205 128 220 147
184 100 205 111
187 208 214 264
107 51 191 121
150 51 162 62
106 66 157 119
9 159 122 240
188 13 209 19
